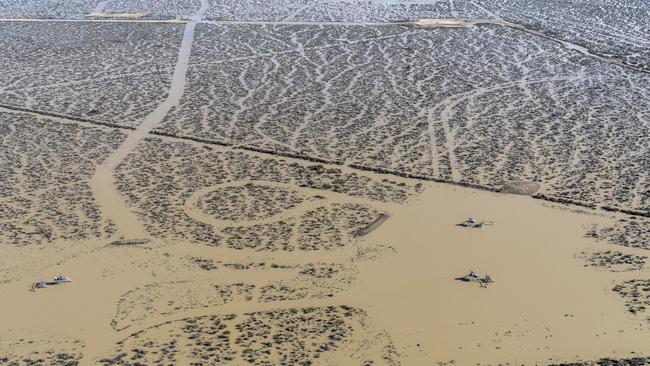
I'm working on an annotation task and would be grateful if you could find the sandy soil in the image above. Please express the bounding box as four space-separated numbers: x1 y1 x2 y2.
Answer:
87 12 151 18
399 18 490 28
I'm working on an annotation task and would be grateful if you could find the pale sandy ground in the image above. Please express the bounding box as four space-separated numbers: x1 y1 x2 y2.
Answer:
86 12 150 18
1 180 648 364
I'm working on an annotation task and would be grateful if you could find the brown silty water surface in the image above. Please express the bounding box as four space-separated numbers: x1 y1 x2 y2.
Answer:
1 179 649 364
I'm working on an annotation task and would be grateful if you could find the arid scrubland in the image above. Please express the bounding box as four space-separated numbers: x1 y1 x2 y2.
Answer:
101 306 397 366
0 112 125 247
484 0 650 71
0 0 101 19
97 0 201 19
0 22 183 128
159 22 649 212
577 249 647 272
114 138 413 249
111 261 355 330
595 218 650 250
0 0 649 365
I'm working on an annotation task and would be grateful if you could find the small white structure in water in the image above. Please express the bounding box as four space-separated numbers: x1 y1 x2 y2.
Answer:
458 271 495 287
31 275 72 292
459 217 494 228
52 275 72 284
479 275 494 288
483 275 494 283
460 271 480 281
459 217 483 228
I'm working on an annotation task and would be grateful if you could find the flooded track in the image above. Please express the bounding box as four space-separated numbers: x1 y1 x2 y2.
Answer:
88 0 208 239
184 179 396 229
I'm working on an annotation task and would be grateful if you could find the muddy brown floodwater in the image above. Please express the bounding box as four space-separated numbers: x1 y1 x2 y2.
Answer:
1 181 648 365
347 184 650 365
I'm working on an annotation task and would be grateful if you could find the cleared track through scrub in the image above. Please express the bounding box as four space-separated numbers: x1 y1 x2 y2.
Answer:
88 0 208 239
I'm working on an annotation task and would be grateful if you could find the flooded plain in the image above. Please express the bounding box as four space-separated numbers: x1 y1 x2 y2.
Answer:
0 0 649 365
1 178 649 365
